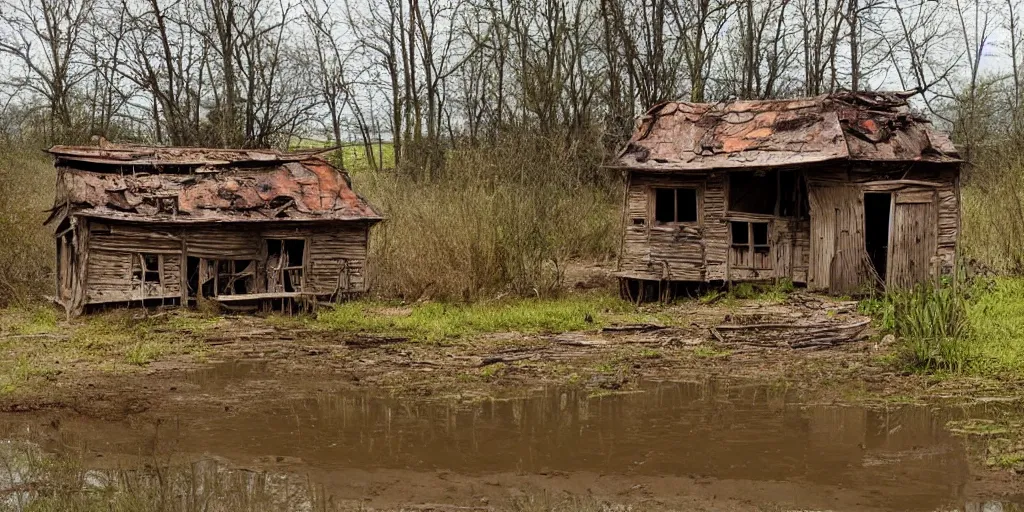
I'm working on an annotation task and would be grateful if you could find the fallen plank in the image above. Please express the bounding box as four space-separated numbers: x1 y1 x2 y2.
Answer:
601 323 666 333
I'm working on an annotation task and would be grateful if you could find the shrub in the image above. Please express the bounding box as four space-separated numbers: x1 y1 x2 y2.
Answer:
887 281 972 373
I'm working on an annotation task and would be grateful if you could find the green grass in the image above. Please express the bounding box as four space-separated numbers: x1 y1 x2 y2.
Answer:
697 280 794 306
0 307 214 392
0 305 59 335
289 137 396 173
693 344 732 358
967 277 1024 375
860 276 1024 377
315 296 644 343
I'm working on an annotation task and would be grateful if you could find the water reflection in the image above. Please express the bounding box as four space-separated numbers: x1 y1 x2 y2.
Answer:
8 363 1024 512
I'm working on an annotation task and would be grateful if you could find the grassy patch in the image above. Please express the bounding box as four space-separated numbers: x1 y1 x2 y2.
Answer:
728 280 794 303
0 305 59 335
697 280 794 306
860 276 1024 378
0 308 213 393
315 296 644 342
890 282 972 373
967 277 1024 375
693 344 732 358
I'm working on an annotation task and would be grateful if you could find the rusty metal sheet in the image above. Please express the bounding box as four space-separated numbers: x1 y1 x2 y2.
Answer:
47 144 329 167
617 92 961 172
50 154 382 225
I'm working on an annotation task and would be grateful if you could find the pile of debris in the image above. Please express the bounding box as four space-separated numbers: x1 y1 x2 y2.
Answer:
710 294 872 349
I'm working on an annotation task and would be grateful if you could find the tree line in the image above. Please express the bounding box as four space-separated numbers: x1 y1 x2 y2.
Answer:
0 0 1019 170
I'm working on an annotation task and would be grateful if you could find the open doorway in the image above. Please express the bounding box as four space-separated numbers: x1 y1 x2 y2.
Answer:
864 193 892 282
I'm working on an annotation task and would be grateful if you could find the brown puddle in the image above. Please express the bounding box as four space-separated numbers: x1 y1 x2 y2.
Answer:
6 360 1024 511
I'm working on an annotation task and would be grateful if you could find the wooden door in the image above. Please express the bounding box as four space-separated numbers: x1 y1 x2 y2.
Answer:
808 184 867 293
887 190 938 289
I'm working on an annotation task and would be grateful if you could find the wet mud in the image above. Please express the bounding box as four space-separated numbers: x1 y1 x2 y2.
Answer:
2 363 1022 511
2 296 1024 510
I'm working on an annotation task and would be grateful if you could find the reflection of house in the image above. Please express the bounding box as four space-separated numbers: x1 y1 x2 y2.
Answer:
612 92 962 297
47 145 383 316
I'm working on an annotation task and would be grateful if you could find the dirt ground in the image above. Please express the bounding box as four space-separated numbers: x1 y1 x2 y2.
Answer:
1 292 1023 511
3 292 1019 418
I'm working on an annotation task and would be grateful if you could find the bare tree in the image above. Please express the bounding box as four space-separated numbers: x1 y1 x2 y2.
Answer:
0 0 95 141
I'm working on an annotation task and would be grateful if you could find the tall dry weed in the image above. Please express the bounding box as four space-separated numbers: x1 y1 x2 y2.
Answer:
0 145 54 306
961 142 1024 273
356 131 620 300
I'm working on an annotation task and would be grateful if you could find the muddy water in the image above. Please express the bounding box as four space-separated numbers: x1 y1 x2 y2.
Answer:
12 361 1024 511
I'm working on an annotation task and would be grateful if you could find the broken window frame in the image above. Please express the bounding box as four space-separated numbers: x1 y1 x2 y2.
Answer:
265 238 306 293
130 252 163 295
216 260 256 295
651 187 699 225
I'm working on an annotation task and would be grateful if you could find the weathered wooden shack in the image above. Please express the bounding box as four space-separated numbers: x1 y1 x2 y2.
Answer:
46 145 383 316
612 92 962 297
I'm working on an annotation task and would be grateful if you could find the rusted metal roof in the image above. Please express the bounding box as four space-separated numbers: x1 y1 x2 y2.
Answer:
47 144 329 167
47 145 382 224
616 92 961 172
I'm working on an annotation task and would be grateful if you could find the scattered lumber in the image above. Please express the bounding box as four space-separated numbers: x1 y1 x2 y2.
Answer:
711 318 871 349
479 353 535 367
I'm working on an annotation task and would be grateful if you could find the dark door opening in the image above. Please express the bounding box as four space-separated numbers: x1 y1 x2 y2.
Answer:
186 256 200 298
864 193 892 282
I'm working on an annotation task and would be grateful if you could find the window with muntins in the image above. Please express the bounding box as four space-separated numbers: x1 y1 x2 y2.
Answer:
653 188 698 224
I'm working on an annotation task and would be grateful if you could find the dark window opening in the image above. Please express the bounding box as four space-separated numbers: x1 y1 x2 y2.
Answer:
284 240 305 266
654 188 675 223
729 171 777 215
731 221 771 254
677 189 698 222
143 254 160 282
653 187 699 224
632 218 646 226
267 239 305 293
752 222 770 254
730 221 749 246
752 222 769 246
157 197 178 215
778 171 798 217
131 253 161 284
864 193 892 282
796 174 810 218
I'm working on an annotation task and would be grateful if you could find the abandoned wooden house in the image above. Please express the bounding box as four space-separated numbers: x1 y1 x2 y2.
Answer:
612 91 962 297
46 145 383 316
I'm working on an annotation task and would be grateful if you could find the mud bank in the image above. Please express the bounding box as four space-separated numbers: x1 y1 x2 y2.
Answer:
1 295 1023 510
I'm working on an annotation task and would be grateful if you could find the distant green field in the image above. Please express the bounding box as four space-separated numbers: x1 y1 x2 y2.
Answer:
289 137 395 173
